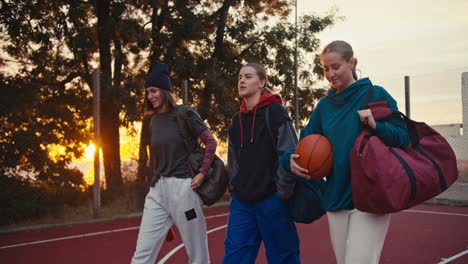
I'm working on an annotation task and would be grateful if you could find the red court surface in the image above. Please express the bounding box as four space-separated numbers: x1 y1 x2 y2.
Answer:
1 203 467 264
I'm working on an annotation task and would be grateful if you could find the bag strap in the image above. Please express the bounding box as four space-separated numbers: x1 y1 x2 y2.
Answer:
397 112 420 146
360 86 375 130
148 115 156 171
362 85 375 110
176 105 197 152
265 105 272 141
265 105 279 156
363 86 419 146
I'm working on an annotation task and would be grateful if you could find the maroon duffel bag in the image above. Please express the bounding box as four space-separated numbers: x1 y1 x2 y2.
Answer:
350 92 458 214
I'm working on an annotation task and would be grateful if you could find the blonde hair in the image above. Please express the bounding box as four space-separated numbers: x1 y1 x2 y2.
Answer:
144 89 176 115
320 40 358 80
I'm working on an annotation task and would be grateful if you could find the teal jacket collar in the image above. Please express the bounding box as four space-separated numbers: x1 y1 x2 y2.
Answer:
327 78 372 106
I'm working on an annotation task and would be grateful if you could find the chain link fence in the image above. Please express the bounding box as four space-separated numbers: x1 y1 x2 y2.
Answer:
376 68 468 180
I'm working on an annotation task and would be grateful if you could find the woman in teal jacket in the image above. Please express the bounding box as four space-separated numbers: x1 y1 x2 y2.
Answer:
280 40 409 264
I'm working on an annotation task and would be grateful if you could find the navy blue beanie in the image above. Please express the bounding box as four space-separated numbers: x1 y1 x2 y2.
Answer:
145 63 172 91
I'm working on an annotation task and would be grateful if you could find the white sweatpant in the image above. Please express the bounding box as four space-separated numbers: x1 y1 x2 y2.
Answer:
327 209 390 264
131 177 210 264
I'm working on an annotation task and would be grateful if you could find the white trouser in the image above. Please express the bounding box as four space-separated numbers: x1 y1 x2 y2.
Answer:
131 177 210 264
327 209 390 264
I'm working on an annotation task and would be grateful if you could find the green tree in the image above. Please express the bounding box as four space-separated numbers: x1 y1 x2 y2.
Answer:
136 0 338 138
93 0 156 193
0 0 338 209
0 1 151 195
134 0 339 205
0 1 97 220
0 1 93 189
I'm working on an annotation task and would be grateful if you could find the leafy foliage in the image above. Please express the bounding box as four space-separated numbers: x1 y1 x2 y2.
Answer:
0 1 94 190
139 0 338 138
1 0 339 212
0 172 88 225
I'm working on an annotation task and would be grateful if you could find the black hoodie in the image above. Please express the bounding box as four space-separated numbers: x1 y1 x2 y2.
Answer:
228 93 298 202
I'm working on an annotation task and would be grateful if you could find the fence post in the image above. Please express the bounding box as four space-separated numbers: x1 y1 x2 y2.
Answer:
404 76 410 118
182 80 188 105
462 72 468 136
293 0 299 131
92 69 101 218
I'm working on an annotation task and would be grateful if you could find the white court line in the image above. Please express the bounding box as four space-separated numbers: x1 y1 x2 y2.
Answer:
157 210 468 262
404 209 468 217
437 249 468 263
157 214 230 263
0 212 229 250
158 225 227 264
0 227 139 249
206 213 229 219
1 209 465 251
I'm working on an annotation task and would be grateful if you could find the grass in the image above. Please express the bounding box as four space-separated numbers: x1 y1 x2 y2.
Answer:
0 189 143 233
0 188 231 234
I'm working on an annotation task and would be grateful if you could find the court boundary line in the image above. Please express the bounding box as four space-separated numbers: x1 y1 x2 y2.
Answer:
0 227 139 249
437 249 468 263
158 224 227 264
0 212 229 250
404 209 468 217
1 208 465 250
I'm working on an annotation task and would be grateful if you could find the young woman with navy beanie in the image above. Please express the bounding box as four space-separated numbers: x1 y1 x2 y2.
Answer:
222 63 300 264
280 41 409 264
131 63 217 264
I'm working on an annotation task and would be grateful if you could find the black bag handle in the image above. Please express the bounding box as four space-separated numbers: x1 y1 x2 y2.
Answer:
363 86 419 147
359 86 375 130
394 111 420 147
362 85 375 110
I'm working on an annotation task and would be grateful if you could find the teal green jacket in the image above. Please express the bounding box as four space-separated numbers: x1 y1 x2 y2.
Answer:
280 78 409 211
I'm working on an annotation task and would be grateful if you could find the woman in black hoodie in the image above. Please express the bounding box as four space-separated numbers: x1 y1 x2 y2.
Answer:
222 63 300 264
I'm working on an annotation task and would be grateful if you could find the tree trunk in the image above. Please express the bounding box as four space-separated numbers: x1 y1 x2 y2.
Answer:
213 0 233 61
135 1 169 207
136 115 151 209
96 0 123 194
149 0 169 66
199 0 233 119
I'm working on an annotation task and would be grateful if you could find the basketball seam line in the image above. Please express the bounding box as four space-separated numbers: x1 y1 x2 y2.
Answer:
307 135 321 174
311 148 333 174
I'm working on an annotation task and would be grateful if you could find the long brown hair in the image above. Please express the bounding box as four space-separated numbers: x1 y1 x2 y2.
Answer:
144 89 176 116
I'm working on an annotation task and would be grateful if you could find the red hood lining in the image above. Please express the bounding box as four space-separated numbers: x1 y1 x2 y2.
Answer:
239 93 283 147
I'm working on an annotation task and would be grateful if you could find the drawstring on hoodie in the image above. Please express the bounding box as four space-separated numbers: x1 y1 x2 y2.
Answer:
238 93 283 149
239 109 258 147
251 108 257 143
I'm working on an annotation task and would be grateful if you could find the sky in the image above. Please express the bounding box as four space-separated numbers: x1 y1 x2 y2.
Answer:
296 0 468 125
298 0 468 78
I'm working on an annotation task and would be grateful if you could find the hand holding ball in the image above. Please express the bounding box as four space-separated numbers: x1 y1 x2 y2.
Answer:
294 134 333 179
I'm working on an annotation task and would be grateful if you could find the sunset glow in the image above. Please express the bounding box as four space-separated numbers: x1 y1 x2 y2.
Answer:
85 143 96 161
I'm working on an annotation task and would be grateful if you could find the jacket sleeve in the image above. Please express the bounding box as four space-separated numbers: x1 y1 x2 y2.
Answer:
299 102 323 139
276 119 299 200
227 136 237 192
198 128 217 176
373 87 409 148
279 100 323 173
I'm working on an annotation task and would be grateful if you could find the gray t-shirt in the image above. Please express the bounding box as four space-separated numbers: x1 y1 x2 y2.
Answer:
150 106 207 179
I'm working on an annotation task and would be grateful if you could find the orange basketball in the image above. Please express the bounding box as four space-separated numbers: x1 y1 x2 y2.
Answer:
294 134 333 179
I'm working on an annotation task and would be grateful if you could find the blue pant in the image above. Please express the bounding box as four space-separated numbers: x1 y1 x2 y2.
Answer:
222 193 300 264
